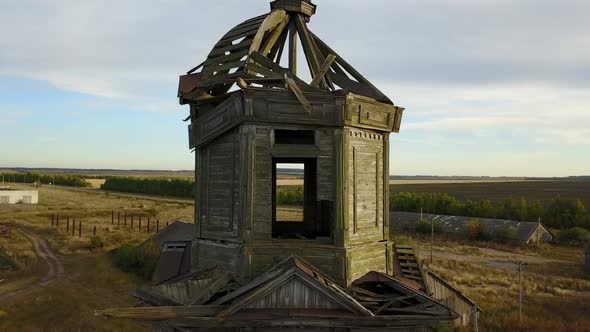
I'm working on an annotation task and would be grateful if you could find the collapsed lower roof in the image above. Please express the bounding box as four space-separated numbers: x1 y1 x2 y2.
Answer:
96 256 458 330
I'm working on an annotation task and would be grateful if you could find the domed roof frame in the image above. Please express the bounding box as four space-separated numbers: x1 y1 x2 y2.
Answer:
178 0 393 105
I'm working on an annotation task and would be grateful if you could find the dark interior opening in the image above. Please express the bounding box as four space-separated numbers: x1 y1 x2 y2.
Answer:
274 129 315 145
272 158 332 241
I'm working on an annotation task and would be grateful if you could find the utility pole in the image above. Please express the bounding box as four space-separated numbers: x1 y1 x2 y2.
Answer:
424 207 433 263
518 260 523 323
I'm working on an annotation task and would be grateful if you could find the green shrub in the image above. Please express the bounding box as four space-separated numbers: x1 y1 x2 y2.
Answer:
276 186 304 205
415 219 441 234
89 236 105 250
493 229 518 244
555 227 590 246
467 219 490 241
113 241 160 279
0 250 19 270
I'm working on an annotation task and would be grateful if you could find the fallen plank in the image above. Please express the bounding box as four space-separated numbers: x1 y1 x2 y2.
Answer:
95 305 227 320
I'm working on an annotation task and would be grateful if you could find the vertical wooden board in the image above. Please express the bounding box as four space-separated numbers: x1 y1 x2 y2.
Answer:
240 124 257 244
334 128 346 248
200 129 241 240
195 148 202 239
383 133 391 241
317 129 335 201
253 126 273 241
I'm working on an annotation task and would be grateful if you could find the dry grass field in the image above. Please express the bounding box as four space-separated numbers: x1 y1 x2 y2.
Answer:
397 234 590 331
86 179 106 188
0 184 194 331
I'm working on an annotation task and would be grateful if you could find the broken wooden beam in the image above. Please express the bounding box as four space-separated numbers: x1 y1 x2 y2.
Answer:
285 75 312 113
95 305 226 320
310 54 336 87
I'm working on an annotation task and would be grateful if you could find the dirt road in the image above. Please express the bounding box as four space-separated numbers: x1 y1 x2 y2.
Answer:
0 229 63 303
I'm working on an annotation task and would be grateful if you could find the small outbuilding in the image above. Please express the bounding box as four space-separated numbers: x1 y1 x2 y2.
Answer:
392 211 553 245
140 220 195 251
425 271 480 328
0 189 38 204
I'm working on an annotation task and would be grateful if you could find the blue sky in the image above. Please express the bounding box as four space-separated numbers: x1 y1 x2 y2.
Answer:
1 0 589 176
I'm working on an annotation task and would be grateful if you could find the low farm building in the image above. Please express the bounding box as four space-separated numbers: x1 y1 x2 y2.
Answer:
392 211 553 245
0 189 38 204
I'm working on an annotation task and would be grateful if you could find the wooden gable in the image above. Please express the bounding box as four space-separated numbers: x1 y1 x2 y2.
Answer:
245 274 350 310
215 256 373 318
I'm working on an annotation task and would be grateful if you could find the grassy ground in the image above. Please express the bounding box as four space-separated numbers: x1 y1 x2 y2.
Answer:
0 184 194 331
390 180 590 207
396 233 590 331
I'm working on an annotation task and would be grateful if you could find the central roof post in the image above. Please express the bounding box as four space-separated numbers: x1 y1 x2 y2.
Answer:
270 0 317 19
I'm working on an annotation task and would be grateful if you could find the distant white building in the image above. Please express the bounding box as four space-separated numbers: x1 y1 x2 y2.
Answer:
0 189 38 204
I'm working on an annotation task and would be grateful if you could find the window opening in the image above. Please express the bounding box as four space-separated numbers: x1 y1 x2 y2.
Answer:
274 129 315 145
272 158 331 240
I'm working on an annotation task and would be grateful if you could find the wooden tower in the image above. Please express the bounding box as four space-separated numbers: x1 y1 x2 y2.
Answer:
178 0 405 287
98 2 459 329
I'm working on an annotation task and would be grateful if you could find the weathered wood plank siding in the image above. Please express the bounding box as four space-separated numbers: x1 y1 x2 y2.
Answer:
245 277 343 309
195 239 242 279
346 242 391 284
425 272 476 327
198 128 241 241
345 128 384 247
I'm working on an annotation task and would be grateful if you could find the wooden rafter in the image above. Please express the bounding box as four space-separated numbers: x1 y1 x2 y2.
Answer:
178 2 394 106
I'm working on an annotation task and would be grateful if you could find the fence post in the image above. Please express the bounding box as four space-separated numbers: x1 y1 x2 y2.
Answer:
93 225 96 237
56 214 59 228
166 221 169 228
117 211 120 225
131 216 134 230
67 217 70 231
147 217 150 234
72 219 75 236
472 302 478 332
66 218 70 233
51 214 54 226
111 210 114 225
79 221 82 238
124 212 127 226
139 216 142 232
156 219 160 232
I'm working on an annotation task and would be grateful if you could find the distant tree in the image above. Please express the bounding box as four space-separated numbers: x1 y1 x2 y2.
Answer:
545 198 576 229
500 197 519 220
556 227 590 246
574 199 589 229
475 200 496 218
517 197 528 221
529 200 545 222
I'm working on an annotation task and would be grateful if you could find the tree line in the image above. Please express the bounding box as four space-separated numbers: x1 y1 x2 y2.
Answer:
0 172 91 187
276 187 304 206
101 176 195 198
391 192 589 231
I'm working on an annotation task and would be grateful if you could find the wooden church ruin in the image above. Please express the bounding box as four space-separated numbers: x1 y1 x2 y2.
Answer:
98 1 460 330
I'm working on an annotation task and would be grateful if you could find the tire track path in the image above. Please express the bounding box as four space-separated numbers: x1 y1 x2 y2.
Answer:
0 229 63 303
